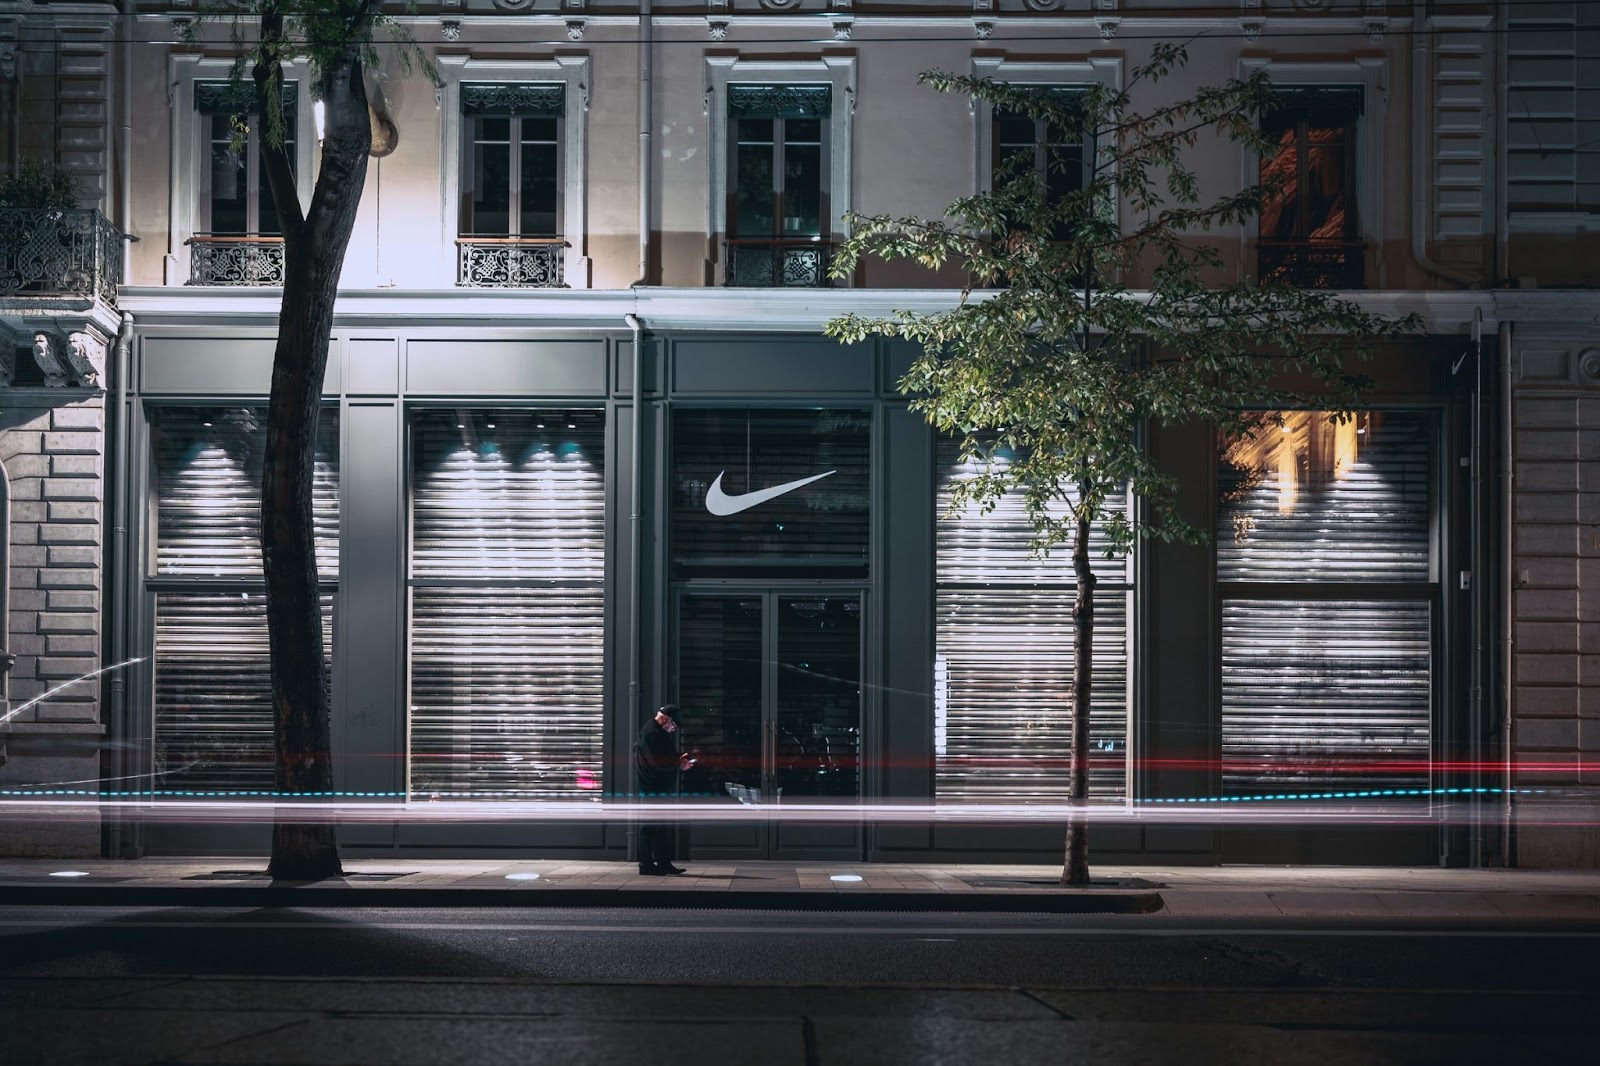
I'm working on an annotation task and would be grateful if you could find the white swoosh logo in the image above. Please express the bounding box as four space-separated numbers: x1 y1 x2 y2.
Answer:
705 470 836 516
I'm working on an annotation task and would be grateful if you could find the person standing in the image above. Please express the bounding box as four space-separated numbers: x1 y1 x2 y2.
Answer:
634 704 691 875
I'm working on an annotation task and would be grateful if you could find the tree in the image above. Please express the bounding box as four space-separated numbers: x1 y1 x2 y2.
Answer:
826 43 1415 887
201 2 432 879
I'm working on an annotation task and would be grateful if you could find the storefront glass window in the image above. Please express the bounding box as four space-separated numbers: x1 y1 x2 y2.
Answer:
671 408 870 577
1216 410 1434 796
933 441 1130 803
407 409 606 799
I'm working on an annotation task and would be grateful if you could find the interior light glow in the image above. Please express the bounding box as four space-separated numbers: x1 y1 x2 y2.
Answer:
49 870 90 878
313 99 326 144
829 873 862 883
504 872 540 881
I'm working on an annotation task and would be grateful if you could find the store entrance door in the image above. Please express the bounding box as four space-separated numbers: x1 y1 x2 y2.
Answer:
673 590 863 859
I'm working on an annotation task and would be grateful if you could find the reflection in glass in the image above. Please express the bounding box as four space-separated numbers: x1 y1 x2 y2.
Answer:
775 596 859 800
679 597 764 802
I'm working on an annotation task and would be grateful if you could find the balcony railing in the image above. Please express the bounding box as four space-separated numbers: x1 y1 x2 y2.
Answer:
725 238 832 287
0 208 123 304
457 237 566 288
188 234 286 286
1257 239 1365 290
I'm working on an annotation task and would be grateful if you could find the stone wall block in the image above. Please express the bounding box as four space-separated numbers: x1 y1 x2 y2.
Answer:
46 546 98 567
0 431 42 462
1512 750 1581 784
1516 686 1578 716
1516 524 1578 555
1516 462 1580 491
33 703 97 723
1515 429 1579 460
8 478 42 501
1516 397 1579 427
9 567 37 590
50 455 102 477
45 634 97 654
1581 686 1600 719
1517 622 1579 653
36 656 99 679
36 568 97 590
0 411 53 434
1 453 49 479
1517 717 1581 750
45 590 98 611
8 545 45 567
1582 585 1600 622
45 501 97 522
38 612 96 634
40 432 100 455
1518 557 1578 588
1516 492 1579 524
12 589 46 611
37 523 98 546
40 478 97 501
1516 589 1578 620
9 521 37 545
49 406 104 430
1516 653 1578 685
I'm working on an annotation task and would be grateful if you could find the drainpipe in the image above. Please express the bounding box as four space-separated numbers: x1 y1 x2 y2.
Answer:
1468 307 1484 867
1498 321 1515 866
107 311 134 857
637 0 652 285
624 313 645 733
1411 0 1477 289
118 0 133 278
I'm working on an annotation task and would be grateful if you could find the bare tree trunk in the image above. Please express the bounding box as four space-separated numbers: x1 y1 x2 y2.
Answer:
1061 505 1095 887
259 37 373 881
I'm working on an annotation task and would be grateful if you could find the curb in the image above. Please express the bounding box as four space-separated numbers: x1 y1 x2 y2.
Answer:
0 884 1166 914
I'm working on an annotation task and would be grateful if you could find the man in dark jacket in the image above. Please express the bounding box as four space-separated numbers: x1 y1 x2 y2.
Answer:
634 704 690 875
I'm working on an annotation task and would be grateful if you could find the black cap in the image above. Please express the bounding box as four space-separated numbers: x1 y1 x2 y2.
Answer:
657 704 681 722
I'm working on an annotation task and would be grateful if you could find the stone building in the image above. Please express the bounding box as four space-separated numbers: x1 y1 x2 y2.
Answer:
0 0 1595 866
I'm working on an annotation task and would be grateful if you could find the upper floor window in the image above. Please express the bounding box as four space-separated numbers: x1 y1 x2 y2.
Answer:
189 80 297 286
1257 87 1364 289
726 85 831 287
993 98 1086 203
457 82 565 288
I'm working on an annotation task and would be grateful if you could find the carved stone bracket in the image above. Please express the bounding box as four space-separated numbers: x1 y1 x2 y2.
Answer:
66 329 107 389
566 18 586 41
1364 0 1388 40
1096 18 1120 39
973 19 994 40
832 18 853 42
707 19 730 41
1240 18 1264 41
30 331 71 388
9 323 107 390
0 321 16 387
441 18 461 42
0 20 19 82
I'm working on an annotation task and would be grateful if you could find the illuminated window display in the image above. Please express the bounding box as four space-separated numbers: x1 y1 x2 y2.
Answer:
149 407 339 791
1216 411 1434 794
933 440 1130 803
407 409 606 798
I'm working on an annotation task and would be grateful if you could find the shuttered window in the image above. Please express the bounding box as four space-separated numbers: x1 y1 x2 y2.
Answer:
407 409 606 798
934 441 1130 802
148 406 340 792
1216 411 1435 796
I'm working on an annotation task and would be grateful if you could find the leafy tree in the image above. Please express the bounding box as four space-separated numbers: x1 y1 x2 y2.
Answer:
198 1 433 879
826 44 1414 886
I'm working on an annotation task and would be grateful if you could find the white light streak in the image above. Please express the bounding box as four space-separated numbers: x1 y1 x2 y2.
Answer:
0 657 147 727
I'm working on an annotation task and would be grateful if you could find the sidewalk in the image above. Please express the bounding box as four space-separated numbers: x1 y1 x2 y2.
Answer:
2 857 1599 918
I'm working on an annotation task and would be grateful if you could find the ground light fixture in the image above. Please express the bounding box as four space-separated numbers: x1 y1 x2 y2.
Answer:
504 872 540 881
829 874 863 883
49 871 90 878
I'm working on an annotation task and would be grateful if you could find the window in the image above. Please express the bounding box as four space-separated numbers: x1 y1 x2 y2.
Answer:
438 57 590 288
407 409 606 798
1216 411 1435 798
705 56 855 288
457 83 565 288
1257 87 1364 288
933 441 1130 803
993 98 1086 204
188 81 298 286
148 407 339 791
726 86 830 287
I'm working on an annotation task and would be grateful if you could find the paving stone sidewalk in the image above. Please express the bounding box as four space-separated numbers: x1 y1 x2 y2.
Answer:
1 858 1598 918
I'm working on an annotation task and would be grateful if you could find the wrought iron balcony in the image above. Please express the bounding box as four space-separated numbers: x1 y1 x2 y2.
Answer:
0 207 123 305
725 238 832 287
1257 239 1365 290
457 237 566 288
187 234 286 286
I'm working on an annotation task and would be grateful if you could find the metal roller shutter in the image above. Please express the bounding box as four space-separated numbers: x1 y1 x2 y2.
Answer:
1220 599 1431 794
407 410 606 798
934 442 1130 802
153 592 334 792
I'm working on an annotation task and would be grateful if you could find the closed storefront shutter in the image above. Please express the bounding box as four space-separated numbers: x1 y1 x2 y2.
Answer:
934 441 1130 802
149 407 340 792
1216 411 1434 796
408 410 606 798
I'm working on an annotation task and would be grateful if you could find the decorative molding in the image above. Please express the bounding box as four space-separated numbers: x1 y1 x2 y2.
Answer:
565 18 586 41
461 82 566 116
973 19 995 40
0 322 15 387
0 19 18 82
1580 349 1600 385
65 330 107 389
1240 19 1264 41
491 0 534 10
1022 0 1061 10
728 84 833 118
832 18 853 42
1096 18 1120 39
30 332 70 388
440 18 461 42
707 19 729 41
758 0 802 9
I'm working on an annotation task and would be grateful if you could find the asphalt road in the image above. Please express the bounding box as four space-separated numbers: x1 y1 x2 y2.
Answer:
2 905 1596 1065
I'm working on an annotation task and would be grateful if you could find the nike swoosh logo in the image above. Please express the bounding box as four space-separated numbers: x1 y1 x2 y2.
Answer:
705 470 836 516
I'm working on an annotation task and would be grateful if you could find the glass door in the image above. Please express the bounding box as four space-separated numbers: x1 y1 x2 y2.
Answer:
674 589 863 858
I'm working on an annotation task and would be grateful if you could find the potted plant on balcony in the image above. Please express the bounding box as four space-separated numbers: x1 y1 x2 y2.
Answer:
0 159 80 213
0 159 82 291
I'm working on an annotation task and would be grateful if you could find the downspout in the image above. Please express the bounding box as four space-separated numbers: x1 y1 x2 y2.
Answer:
1498 321 1515 866
1468 307 1484 867
625 313 645 735
107 311 134 857
118 0 133 278
1411 0 1477 288
637 0 652 285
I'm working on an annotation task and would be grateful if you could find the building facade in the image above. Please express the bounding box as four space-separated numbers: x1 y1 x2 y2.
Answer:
0 0 1595 865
